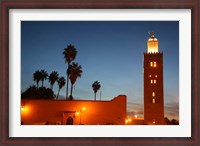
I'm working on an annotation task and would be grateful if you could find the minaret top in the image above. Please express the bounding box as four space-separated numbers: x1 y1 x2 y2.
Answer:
147 32 158 53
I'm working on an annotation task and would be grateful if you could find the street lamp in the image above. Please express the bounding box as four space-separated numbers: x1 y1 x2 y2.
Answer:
21 103 25 112
125 117 132 125
76 107 86 125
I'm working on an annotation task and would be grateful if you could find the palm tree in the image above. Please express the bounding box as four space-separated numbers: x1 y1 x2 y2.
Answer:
33 70 42 88
40 70 48 87
56 77 66 99
92 81 101 100
63 44 77 100
69 62 82 100
48 71 59 90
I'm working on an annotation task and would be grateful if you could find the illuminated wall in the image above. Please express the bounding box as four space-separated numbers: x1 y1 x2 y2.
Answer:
21 95 126 125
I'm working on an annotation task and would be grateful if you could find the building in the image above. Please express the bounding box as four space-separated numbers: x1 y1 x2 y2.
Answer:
143 32 164 125
21 95 126 125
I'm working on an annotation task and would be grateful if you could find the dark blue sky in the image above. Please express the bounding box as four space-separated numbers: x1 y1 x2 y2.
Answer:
21 21 179 119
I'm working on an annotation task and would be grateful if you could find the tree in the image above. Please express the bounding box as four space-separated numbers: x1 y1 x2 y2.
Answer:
21 85 54 99
92 81 101 100
40 70 48 87
49 71 59 90
164 117 171 125
164 117 179 125
63 44 77 100
56 77 66 100
69 62 82 100
171 119 179 125
33 70 42 88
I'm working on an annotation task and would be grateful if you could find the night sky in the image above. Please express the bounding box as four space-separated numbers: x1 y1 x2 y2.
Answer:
21 21 179 120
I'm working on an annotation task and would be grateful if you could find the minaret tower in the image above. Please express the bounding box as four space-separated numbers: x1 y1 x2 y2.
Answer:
143 32 164 125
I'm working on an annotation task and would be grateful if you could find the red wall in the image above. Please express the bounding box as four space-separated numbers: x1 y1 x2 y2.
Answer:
21 95 126 125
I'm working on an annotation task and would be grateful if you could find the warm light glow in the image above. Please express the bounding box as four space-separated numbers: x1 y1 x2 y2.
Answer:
153 121 156 124
155 75 157 78
125 118 132 125
148 42 158 53
153 61 157 67
21 107 25 111
152 92 155 97
153 98 155 103
149 75 151 77
134 115 138 118
21 104 25 112
150 61 157 67
76 112 80 115
147 32 159 53
125 119 128 124
150 62 153 67
151 79 156 84
82 107 86 111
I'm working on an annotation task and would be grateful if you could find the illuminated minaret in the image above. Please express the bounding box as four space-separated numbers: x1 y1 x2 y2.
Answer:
143 32 164 125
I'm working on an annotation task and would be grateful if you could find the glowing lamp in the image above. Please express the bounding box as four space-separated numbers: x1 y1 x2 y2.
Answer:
21 103 25 111
82 107 86 111
125 119 128 124
21 107 25 111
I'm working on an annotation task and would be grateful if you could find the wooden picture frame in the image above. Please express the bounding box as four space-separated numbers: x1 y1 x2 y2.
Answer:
0 0 199 145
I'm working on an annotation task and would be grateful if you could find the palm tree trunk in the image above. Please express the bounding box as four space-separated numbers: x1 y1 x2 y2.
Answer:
95 92 96 101
66 64 69 100
36 81 39 89
66 76 69 99
57 88 60 100
70 83 73 100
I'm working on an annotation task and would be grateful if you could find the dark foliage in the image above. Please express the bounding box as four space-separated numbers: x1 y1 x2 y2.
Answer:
92 81 101 100
21 85 54 99
164 117 179 125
